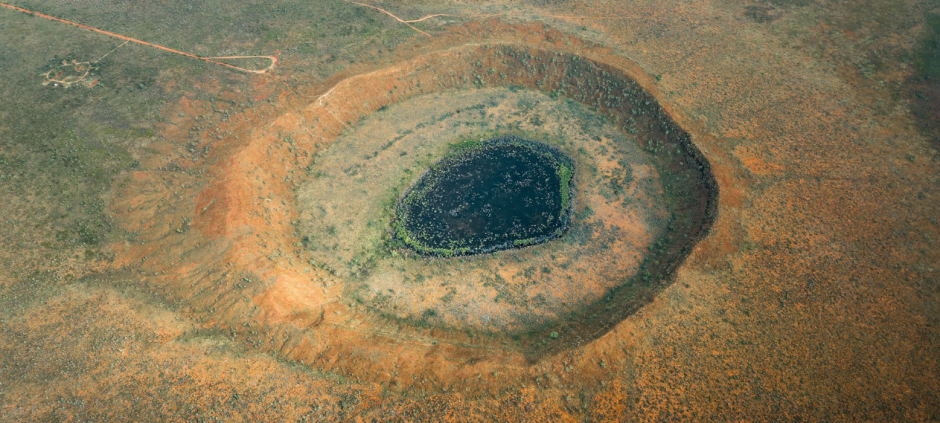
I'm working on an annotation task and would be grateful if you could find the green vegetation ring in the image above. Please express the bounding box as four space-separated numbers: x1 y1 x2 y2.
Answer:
394 136 575 257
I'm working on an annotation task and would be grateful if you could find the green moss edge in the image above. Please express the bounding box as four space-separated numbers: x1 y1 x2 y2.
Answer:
394 136 575 257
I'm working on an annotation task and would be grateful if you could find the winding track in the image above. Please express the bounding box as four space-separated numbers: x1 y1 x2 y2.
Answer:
0 1 278 74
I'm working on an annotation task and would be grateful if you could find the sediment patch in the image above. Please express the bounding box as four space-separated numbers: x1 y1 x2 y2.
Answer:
395 136 574 257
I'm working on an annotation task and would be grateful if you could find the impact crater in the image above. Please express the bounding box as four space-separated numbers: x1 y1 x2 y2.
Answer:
117 27 719 372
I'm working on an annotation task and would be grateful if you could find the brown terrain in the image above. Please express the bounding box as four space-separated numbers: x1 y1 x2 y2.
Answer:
1 0 938 421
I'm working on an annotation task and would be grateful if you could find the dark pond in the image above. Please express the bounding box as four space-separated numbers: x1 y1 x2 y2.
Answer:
396 136 574 256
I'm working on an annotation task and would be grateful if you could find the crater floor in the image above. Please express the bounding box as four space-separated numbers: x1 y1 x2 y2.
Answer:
296 87 670 332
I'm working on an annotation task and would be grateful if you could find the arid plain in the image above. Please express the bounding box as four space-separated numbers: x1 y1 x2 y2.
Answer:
1 0 938 421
